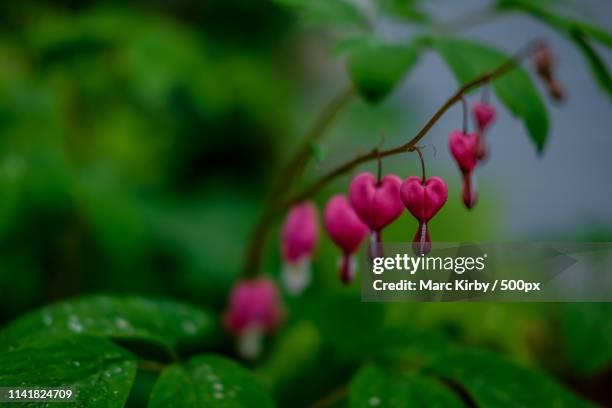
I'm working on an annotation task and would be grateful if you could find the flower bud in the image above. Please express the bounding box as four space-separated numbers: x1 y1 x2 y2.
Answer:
400 176 448 256
324 195 369 284
281 201 319 294
449 130 479 209
472 102 496 133
224 278 283 359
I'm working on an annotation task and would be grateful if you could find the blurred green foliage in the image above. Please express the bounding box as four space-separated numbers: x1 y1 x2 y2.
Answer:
0 0 611 407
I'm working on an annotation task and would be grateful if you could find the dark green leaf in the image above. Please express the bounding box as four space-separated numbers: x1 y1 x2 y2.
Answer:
564 303 612 374
348 41 420 103
149 354 274 408
434 38 549 152
569 30 612 98
376 0 430 23
0 295 215 353
0 336 137 408
308 293 384 359
425 349 593 408
275 0 366 28
350 365 464 408
497 0 612 48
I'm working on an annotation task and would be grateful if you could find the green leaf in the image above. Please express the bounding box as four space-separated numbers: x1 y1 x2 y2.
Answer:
349 365 464 408
425 349 593 408
497 0 612 48
0 294 215 353
570 30 612 98
376 0 430 23
434 38 549 152
307 293 384 359
0 335 137 408
149 354 274 408
348 40 421 103
275 0 366 28
564 303 612 374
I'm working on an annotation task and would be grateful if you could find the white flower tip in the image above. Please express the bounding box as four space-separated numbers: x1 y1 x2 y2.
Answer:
282 257 312 295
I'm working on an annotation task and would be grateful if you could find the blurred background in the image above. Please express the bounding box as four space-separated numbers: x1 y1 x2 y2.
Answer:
0 0 610 406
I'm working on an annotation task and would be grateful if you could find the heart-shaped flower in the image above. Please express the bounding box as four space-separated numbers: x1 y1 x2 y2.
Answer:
449 130 478 173
224 278 283 359
400 176 448 222
281 201 319 295
349 172 403 232
400 176 448 255
472 102 496 133
324 195 369 284
449 130 479 209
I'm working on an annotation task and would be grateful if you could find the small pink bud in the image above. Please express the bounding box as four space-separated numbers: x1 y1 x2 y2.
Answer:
449 130 479 209
472 103 496 133
224 278 283 359
281 201 319 294
400 176 448 255
324 195 369 284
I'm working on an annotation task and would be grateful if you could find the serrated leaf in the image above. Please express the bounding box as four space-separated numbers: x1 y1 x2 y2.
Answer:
564 303 612 374
349 365 464 408
434 38 549 152
0 336 137 408
0 295 215 353
149 354 274 408
348 41 420 103
570 30 612 98
425 349 593 408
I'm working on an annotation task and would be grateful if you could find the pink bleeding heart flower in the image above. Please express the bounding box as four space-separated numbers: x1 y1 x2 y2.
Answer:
280 201 319 295
472 102 496 133
324 195 369 284
224 278 283 359
400 176 448 255
449 130 479 209
348 172 403 256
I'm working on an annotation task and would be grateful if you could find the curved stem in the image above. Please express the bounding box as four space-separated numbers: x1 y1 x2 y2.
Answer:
460 95 469 134
285 40 542 206
414 146 426 183
241 84 355 277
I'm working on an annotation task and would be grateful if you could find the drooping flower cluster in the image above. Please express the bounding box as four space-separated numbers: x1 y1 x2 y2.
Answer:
323 160 449 283
449 98 498 209
225 96 505 354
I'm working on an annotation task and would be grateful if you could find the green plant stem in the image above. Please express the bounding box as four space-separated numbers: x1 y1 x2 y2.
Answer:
241 85 355 277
